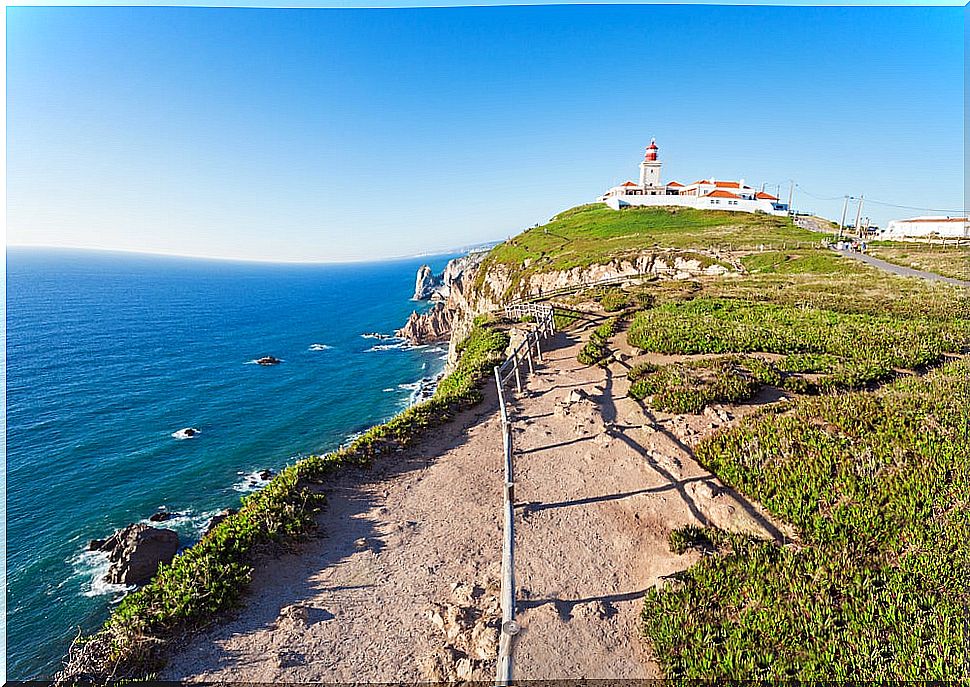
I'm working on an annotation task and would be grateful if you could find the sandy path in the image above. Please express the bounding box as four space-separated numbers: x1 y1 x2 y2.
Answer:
164 314 785 682
163 389 507 682
506 318 785 679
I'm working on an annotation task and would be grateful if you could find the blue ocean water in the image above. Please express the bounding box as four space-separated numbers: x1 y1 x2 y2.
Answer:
5 247 456 679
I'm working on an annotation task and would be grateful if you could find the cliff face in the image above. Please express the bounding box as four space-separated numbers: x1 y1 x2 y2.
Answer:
396 302 454 344
413 265 444 300
400 248 740 365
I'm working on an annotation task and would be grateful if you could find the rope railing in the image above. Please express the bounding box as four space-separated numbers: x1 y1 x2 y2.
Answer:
493 302 556 686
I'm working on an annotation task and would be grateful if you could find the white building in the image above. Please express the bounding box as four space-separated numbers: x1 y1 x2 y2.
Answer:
880 216 969 240
599 140 789 216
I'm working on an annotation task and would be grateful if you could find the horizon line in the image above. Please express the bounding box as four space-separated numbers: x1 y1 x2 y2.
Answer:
5 242 497 265
9 1 966 7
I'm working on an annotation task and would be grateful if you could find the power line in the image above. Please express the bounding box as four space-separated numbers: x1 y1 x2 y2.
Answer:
796 186 967 215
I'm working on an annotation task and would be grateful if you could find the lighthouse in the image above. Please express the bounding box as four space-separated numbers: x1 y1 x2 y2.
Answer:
638 138 663 189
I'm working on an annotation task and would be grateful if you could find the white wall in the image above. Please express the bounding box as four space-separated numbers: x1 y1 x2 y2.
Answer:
883 219 969 239
602 194 787 216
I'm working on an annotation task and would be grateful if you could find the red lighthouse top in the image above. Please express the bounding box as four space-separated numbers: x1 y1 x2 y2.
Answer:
644 138 658 161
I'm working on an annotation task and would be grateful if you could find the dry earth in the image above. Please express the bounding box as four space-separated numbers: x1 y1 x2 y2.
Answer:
163 312 788 682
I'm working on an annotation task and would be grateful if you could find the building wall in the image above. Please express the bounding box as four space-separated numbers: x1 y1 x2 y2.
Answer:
602 194 788 216
883 219 969 239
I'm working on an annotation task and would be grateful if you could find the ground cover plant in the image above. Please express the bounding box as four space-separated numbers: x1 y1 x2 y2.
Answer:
867 241 970 282
58 323 510 682
641 359 970 679
577 316 621 365
627 298 970 390
627 356 764 413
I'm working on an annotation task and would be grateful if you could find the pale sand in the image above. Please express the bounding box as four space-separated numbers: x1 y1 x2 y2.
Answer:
163 315 787 682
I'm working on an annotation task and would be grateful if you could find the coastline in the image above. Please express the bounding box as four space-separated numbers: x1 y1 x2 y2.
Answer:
56 314 510 682
6 249 462 680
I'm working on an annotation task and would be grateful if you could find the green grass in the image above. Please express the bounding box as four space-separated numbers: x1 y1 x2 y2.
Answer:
641 359 970 679
476 204 826 298
867 242 970 282
59 323 510 681
627 299 970 391
741 250 849 275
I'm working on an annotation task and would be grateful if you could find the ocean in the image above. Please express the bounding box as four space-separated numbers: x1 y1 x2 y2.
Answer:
5 247 457 679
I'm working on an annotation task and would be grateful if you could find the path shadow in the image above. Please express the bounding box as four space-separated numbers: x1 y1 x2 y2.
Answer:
518 475 709 514
518 588 650 621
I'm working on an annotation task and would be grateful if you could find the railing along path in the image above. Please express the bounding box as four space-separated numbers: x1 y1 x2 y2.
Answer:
492 301 556 686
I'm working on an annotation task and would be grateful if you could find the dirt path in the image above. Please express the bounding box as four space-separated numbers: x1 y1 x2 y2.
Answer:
506 317 787 679
163 389 508 682
163 315 786 682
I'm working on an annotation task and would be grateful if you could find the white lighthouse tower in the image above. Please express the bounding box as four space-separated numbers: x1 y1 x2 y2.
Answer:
638 138 662 191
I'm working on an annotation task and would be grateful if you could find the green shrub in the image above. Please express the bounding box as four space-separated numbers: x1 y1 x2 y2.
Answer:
577 316 621 366
598 287 632 312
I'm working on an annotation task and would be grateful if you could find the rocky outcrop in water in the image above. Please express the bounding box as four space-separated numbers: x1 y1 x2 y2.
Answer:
397 302 454 344
413 265 445 300
93 523 179 586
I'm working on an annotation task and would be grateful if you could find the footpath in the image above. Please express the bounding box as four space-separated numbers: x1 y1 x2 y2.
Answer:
163 313 785 682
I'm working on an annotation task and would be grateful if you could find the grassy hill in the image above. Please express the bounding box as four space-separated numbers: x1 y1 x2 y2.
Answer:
485 204 823 273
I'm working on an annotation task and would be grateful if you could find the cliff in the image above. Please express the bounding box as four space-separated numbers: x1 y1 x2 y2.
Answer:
396 302 454 344
399 204 820 366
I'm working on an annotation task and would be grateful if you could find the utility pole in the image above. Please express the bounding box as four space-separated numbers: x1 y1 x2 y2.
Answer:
787 181 795 214
838 196 849 239
854 196 865 237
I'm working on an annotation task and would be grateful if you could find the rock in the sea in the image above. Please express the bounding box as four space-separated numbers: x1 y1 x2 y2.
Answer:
88 539 106 551
258 468 274 481
100 524 179 585
203 508 238 536
148 510 177 522
256 356 282 366
396 302 454 344
413 264 445 300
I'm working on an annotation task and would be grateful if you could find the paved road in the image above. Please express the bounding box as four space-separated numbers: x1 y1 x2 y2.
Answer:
832 248 970 288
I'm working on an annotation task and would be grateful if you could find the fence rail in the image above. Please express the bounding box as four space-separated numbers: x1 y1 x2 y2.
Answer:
493 302 556 686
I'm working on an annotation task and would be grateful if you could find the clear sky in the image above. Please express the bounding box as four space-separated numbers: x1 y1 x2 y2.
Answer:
6 4 965 262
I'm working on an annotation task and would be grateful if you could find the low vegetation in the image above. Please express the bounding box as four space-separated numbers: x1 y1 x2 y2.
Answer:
59 323 510 681
642 359 970 679
627 299 970 391
627 357 763 414
475 204 825 297
867 241 970 282
577 316 621 366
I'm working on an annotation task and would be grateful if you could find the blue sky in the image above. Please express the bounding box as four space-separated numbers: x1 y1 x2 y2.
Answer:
6 4 965 262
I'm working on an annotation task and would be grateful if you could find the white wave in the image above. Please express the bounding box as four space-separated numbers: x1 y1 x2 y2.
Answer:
171 427 201 440
308 343 331 351
366 341 408 352
70 550 135 599
232 469 274 493
383 388 395 392
361 332 398 340
136 508 223 536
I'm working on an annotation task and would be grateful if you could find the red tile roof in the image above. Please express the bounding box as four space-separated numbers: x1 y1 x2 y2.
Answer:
705 190 741 199
620 181 638 187
666 181 684 187
756 191 779 200
714 181 741 189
